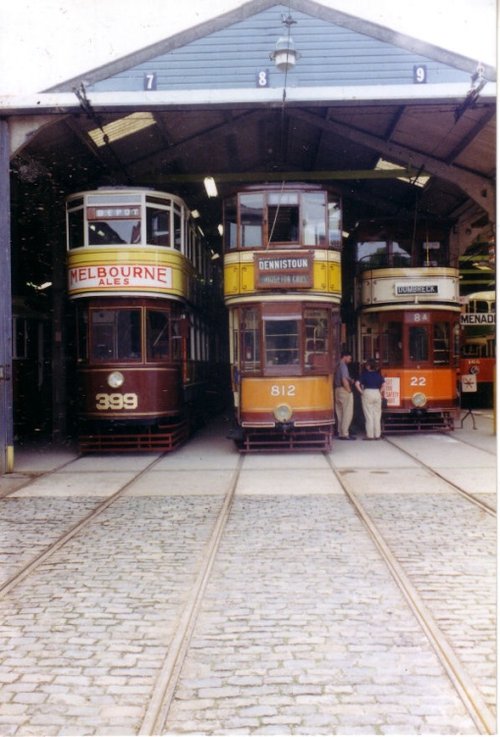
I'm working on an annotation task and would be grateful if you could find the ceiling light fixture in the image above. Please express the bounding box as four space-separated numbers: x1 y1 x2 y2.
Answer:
203 177 218 198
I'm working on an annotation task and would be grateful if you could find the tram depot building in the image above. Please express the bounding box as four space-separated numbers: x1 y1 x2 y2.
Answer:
0 0 496 471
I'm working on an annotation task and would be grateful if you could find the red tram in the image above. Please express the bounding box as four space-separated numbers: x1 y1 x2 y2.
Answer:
347 219 461 433
66 188 223 451
459 291 495 406
223 183 342 450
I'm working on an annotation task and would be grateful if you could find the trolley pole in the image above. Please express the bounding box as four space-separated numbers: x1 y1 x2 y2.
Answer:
0 119 14 473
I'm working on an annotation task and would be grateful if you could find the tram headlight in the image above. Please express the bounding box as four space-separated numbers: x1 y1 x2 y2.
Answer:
273 403 293 423
411 392 427 408
107 371 125 389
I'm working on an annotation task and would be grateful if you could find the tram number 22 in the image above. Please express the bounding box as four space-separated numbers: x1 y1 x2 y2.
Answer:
270 384 296 397
410 376 426 386
95 393 138 410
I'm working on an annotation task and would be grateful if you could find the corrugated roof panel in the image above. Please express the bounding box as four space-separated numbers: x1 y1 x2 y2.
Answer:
87 5 471 93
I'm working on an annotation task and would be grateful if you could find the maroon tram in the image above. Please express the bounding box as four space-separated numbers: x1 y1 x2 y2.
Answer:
66 188 224 451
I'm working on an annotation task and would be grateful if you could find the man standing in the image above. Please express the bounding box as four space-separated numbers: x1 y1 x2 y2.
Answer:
334 350 356 440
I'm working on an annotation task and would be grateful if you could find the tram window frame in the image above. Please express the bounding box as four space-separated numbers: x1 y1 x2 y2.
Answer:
302 193 327 247
240 193 264 248
432 321 450 365
224 196 238 250
267 192 299 245
146 204 170 246
146 309 170 361
328 198 342 249
90 308 142 362
408 325 429 362
263 316 300 371
304 308 329 371
173 205 182 251
240 307 261 371
67 204 84 249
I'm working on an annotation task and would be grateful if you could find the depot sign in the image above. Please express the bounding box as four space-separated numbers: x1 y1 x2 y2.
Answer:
68 263 173 293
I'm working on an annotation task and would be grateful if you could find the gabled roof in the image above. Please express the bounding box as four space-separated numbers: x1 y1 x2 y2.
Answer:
10 0 495 252
47 0 495 93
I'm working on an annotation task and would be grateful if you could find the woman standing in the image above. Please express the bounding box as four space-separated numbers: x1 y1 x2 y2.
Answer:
355 359 385 440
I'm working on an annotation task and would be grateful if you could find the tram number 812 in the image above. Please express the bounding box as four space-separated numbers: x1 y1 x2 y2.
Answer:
270 385 297 397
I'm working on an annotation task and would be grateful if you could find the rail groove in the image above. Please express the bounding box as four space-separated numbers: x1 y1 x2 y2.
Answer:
326 454 496 735
140 455 244 735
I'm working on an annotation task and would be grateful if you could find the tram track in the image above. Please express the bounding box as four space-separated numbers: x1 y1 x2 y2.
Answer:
139 455 244 735
0 452 169 599
382 435 496 517
325 453 496 735
0 437 494 735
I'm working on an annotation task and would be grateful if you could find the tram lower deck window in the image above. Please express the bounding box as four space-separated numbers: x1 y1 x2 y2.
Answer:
91 309 141 361
264 319 299 366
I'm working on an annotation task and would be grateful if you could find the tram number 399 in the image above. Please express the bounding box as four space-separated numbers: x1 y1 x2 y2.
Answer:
271 385 296 397
95 393 138 410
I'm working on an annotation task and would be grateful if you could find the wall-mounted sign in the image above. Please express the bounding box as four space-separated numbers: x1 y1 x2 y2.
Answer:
255 252 313 288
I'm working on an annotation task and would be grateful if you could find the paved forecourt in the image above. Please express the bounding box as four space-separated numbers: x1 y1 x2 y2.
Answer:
0 410 495 735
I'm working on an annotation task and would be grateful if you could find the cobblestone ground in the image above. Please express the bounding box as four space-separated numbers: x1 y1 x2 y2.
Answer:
355 486 497 712
0 496 224 736
0 498 100 585
0 418 495 737
165 494 477 735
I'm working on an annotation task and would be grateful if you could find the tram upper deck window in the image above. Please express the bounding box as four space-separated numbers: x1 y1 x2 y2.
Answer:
224 197 238 250
268 193 299 244
328 199 342 249
91 309 141 362
240 194 263 248
302 193 327 247
146 207 170 246
67 200 84 249
87 207 142 246
357 240 411 270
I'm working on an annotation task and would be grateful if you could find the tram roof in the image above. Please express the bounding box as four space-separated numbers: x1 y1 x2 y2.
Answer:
6 0 496 255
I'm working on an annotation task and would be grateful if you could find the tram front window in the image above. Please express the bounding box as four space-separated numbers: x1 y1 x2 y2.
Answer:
268 193 299 244
409 325 428 362
240 194 263 247
302 193 326 246
91 309 141 361
146 208 170 246
265 319 299 366
147 310 170 360
88 219 141 245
